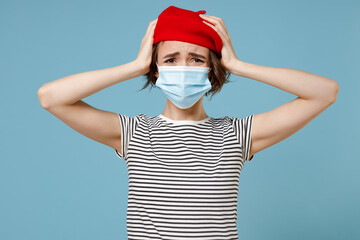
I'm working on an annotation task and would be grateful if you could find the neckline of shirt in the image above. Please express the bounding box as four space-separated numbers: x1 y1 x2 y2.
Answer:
158 114 212 125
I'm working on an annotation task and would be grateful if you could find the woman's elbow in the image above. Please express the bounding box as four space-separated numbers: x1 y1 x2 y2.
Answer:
328 81 339 104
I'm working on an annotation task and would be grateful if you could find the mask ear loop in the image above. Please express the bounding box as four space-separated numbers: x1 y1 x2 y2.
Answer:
207 68 212 101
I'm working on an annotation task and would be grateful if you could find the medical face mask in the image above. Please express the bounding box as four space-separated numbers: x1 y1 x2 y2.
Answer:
155 63 212 109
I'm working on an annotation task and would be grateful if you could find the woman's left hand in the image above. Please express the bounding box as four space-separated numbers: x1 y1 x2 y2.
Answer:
199 14 239 73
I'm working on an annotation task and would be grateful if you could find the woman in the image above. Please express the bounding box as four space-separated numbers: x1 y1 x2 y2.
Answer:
37 5 339 240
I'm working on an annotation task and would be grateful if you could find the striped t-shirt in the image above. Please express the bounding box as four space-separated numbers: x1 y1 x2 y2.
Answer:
114 113 254 240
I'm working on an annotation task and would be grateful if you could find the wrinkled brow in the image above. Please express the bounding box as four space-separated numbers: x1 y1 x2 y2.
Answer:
162 52 207 59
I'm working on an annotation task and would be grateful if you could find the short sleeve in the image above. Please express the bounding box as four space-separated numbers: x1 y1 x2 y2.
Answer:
114 114 139 160
232 115 255 162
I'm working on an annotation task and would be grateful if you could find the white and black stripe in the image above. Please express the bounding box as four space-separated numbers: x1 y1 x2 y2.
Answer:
114 113 254 240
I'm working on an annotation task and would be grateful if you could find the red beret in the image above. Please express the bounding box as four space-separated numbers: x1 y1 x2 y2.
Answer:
153 6 223 57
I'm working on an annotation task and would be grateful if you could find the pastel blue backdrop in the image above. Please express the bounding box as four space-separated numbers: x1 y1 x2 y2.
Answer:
1 0 358 239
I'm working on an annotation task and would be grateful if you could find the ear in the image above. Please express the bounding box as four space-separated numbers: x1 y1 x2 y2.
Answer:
155 72 159 78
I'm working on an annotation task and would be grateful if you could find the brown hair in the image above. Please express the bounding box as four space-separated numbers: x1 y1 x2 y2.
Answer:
139 41 232 100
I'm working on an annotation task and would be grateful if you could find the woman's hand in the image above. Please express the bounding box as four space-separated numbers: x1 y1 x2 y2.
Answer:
199 14 239 73
135 19 158 74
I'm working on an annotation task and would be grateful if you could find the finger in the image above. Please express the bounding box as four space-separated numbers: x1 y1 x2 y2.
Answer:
201 17 229 41
151 19 158 25
199 14 223 25
149 19 158 35
200 14 221 21
150 23 156 36
144 23 152 36
145 19 157 37
202 20 228 41
200 15 228 35
199 15 230 37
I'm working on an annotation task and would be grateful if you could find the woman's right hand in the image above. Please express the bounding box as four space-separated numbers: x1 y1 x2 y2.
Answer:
135 19 158 75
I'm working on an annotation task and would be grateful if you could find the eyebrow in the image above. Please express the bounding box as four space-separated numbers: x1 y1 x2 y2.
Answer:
162 52 207 59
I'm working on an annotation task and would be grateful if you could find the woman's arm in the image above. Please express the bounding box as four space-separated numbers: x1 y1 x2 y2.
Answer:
37 19 158 156
199 14 339 159
231 59 339 158
230 60 339 103
37 60 146 108
38 16 158 108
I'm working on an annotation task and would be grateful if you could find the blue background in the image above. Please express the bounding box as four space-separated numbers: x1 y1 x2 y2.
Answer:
1 0 359 239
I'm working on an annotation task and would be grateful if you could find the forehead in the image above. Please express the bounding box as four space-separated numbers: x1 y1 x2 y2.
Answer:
158 41 209 55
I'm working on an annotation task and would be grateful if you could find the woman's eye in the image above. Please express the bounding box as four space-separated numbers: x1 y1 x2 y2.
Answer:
164 58 205 63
